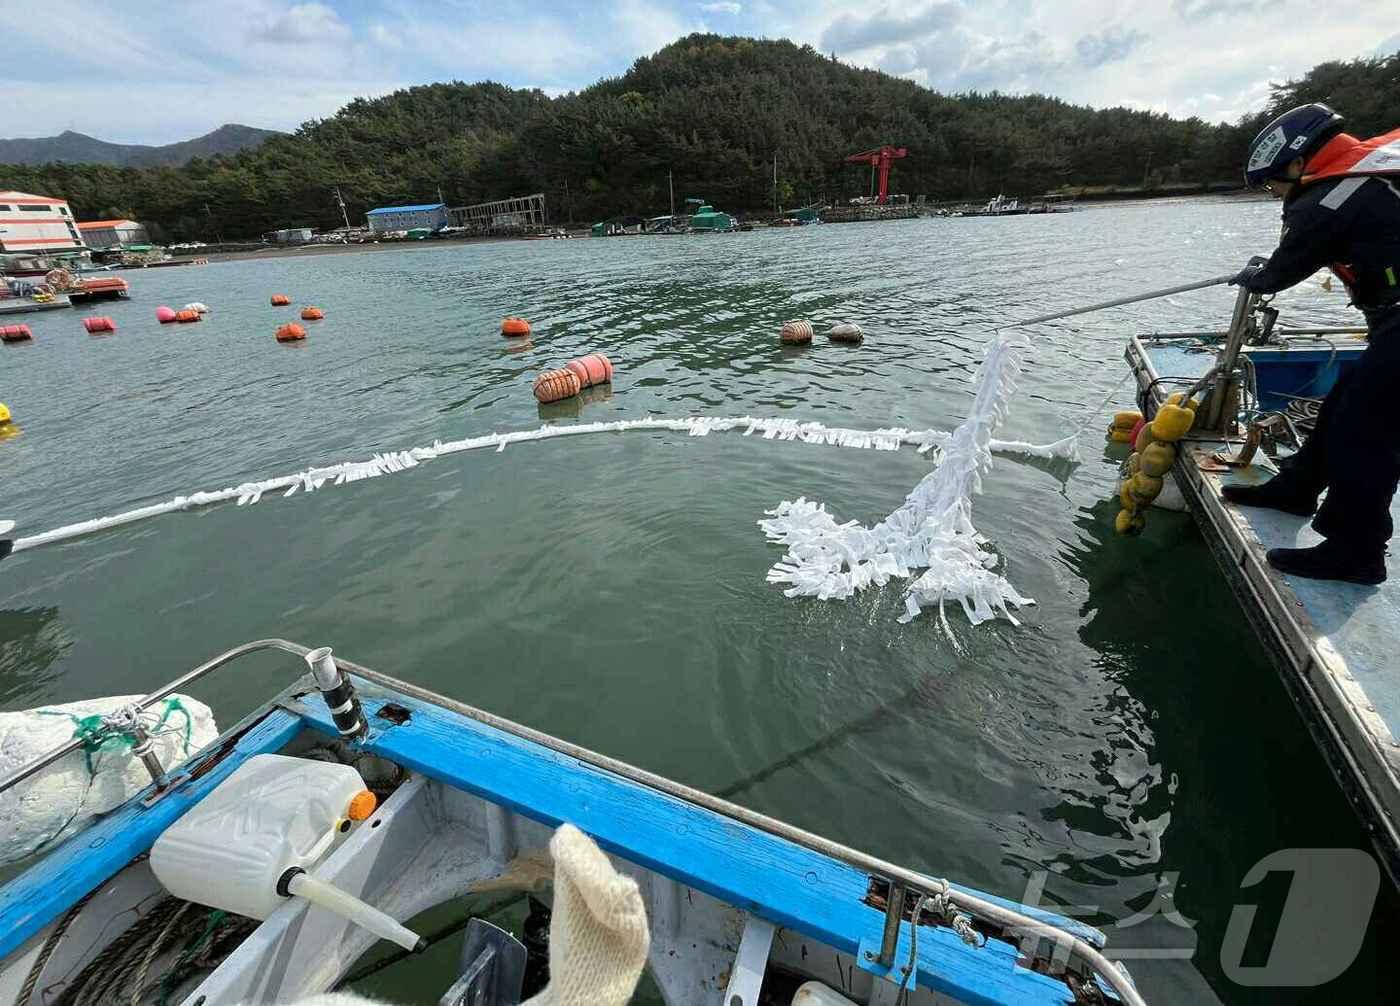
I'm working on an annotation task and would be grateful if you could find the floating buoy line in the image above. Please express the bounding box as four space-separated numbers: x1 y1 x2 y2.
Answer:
6 413 1077 576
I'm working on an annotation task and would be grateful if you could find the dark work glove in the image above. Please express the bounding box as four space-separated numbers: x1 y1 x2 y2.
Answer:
1230 262 1263 287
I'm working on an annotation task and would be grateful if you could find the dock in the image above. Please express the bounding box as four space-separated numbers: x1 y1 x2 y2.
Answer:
0 295 71 315
1127 332 1400 882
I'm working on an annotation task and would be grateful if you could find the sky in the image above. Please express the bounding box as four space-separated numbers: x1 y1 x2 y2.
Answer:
5 0 1397 144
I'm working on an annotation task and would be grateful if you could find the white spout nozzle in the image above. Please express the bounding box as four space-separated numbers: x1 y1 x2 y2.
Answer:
305 646 341 690
281 869 424 953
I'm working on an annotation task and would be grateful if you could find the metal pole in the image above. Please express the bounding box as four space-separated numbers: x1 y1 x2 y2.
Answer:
877 882 907 967
1205 282 1260 431
997 273 1237 331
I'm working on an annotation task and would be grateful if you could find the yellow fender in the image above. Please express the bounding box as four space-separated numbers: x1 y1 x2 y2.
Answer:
1129 473 1164 505
1115 508 1146 535
1111 410 1143 431
1140 442 1177 477
1126 452 1141 477
1151 403 1195 443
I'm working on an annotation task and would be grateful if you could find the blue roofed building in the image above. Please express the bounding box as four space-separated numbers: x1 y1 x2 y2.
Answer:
365 202 449 234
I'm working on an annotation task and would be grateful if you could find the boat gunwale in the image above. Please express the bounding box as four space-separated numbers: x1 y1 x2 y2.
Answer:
0 639 1141 1005
1127 335 1400 886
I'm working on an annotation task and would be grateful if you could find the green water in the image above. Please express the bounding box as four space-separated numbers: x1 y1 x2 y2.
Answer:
2 201 1394 1004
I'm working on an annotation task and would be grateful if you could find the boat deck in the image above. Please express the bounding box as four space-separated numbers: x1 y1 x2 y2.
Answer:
1128 337 1400 881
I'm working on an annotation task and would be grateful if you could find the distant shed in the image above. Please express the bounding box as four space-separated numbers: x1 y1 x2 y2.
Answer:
366 203 448 234
77 219 149 250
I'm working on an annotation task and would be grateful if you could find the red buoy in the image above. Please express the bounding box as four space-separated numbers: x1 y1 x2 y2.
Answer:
1 324 33 343
276 323 306 342
564 353 614 389
82 316 116 334
502 317 531 337
780 320 813 345
300 306 324 320
271 294 291 306
533 368 581 403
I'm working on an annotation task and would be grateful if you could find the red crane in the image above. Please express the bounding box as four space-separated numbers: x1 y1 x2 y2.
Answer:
845 145 908 204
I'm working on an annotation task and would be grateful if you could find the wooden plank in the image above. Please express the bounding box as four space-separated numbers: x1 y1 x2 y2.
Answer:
0 709 304 960
296 687 1078 1006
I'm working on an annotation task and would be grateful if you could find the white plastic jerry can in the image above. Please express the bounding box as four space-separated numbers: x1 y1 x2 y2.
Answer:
150 753 375 920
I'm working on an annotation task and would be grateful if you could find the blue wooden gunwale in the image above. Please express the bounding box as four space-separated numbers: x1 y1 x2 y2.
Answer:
0 708 305 960
0 678 1106 1005
291 682 1086 1006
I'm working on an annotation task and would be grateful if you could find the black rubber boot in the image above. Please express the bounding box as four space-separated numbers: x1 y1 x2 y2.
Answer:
1266 540 1387 585
1221 478 1318 517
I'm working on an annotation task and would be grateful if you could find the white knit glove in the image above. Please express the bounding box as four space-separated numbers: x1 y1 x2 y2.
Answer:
524 824 650 1006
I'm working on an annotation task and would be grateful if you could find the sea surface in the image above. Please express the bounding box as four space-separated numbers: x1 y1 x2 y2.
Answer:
1 199 1392 1004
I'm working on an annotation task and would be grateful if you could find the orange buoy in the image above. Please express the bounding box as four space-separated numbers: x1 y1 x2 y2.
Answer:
175 309 201 324
780 320 813 345
271 294 291 306
276 323 307 342
564 353 614 389
501 317 531 337
1 324 33 343
300 306 324 320
533 368 581 403
82 316 116 333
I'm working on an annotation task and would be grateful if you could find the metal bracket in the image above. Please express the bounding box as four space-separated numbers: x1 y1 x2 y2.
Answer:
1211 414 1288 468
722 914 776 1006
440 918 526 1006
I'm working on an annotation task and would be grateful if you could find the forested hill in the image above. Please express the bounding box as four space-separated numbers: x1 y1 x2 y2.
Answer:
2 36 1395 242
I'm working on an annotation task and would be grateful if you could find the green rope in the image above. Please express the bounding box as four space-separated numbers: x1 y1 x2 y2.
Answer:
36 698 194 776
156 909 226 1006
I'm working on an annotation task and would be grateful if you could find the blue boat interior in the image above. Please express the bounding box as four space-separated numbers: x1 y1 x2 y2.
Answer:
0 674 1115 1006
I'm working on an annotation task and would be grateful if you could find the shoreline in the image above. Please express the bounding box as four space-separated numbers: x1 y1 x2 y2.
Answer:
192 234 523 265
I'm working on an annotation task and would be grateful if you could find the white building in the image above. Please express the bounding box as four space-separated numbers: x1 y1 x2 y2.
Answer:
0 191 84 254
366 203 448 234
76 219 149 250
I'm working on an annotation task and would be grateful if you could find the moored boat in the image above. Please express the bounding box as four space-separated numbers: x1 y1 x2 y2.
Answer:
0 639 1143 1005
1120 280 1400 886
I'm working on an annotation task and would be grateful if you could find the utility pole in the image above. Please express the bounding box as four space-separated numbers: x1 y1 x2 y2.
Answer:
202 202 224 245
773 154 779 214
1142 150 1154 190
333 187 352 231
436 185 445 205
668 170 674 217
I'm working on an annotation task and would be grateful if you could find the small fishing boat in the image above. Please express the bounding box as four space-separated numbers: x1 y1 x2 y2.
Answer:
66 275 131 302
1120 277 1400 886
0 639 1142 1005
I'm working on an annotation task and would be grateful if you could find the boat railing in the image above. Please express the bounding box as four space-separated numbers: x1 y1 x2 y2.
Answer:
0 638 1147 1006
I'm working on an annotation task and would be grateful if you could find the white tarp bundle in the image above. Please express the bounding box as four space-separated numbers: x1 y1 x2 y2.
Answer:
0 694 218 865
759 333 1048 634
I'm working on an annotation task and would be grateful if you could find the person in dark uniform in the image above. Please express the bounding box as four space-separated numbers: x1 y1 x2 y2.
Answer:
1224 103 1400 585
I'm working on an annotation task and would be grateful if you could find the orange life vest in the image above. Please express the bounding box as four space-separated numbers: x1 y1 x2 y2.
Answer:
1298 129 1400 300
1301 128 1400 186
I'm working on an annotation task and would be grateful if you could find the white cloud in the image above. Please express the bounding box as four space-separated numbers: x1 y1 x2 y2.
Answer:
249 2 351 44
367 23 403 49
0 0 1388 145
1075 26 1147 69
820 2 961 53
